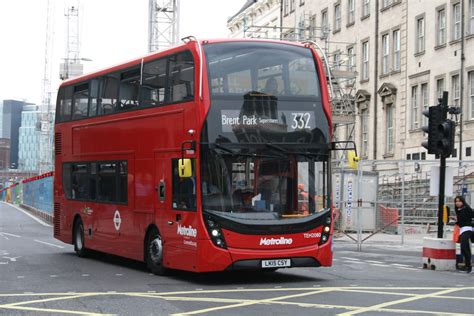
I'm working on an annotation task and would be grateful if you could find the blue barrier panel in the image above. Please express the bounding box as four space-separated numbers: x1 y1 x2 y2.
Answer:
22 176 53 215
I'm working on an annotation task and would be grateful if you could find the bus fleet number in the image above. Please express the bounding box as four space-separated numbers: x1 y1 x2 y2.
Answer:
291 113 311 130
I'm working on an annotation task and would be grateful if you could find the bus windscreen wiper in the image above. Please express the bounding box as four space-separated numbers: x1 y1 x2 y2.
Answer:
212 143 284 159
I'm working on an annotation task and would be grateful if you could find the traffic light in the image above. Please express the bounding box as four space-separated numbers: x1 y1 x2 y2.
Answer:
438 119 455 157
421 106 446 155
421 95 455 157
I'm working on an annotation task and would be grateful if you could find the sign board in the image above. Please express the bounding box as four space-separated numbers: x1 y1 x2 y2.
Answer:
429 166 454 197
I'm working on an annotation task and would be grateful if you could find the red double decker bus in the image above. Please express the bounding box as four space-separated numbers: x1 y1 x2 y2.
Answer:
54 38 337 274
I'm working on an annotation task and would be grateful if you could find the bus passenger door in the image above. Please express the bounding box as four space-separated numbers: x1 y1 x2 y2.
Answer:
157 159 197 271
155 156 197 271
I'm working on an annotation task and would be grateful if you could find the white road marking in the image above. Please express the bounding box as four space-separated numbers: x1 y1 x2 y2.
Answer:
115 274 123 276
345 261 365 264
82 274 90 277
17 276 25 279
0 232 21 238
0 262 8 265
391 263 412 267
50 275 58 278
397 267 419 271
369 264 387 267
366 260 384 264
3 256 21 262
340 257 361 261
1 202 52 227
34 240 64 249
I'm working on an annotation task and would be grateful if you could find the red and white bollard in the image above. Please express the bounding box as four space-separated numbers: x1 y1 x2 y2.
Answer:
422 237 456 271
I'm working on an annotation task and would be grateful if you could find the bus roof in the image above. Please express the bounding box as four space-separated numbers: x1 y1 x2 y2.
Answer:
59 38 309 88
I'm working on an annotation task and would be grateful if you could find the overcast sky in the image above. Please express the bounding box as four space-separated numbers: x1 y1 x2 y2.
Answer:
0 0 245 105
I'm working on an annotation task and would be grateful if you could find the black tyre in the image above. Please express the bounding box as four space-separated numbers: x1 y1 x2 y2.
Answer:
146 228 167 275
73 219 88 257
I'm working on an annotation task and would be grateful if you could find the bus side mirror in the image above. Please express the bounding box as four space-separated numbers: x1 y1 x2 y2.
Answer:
347 150 360 169
178 159 193 178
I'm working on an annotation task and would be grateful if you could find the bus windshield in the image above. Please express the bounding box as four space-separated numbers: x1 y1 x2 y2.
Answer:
200 145 329 221
204 41 321 98
201 41 330 223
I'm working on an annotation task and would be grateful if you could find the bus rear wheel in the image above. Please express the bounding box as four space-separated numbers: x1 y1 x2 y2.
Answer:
146 228 167 275
73 219 88 257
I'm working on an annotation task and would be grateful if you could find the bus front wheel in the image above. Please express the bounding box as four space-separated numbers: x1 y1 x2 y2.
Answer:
73 219 88 257
146 228 167 275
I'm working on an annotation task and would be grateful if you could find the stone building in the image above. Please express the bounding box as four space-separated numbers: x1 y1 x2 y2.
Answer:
228 0 474 162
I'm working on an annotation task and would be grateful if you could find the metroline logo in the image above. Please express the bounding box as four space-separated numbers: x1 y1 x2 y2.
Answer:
177 224 197 238
259 237 293 246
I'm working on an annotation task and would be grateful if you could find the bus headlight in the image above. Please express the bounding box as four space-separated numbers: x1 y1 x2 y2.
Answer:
204 217 227 249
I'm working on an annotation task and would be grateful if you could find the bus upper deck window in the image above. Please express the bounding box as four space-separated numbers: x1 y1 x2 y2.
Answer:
58 86 73 122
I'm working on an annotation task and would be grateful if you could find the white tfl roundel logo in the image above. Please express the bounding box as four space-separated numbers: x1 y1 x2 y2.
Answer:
113 210 122 231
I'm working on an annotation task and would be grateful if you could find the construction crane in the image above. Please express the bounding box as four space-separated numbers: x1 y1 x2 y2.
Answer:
148 0 180 52
60 3 83 80
38 0 55 173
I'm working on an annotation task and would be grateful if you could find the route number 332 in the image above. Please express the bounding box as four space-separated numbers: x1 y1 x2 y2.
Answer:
291 112 311 129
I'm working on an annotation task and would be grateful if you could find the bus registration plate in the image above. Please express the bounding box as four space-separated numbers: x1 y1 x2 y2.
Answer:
261 259 291 268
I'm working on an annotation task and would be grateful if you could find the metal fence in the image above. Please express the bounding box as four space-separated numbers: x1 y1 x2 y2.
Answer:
334 159 474 247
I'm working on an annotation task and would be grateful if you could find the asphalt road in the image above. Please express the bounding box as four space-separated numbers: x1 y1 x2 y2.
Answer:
0 202 473 315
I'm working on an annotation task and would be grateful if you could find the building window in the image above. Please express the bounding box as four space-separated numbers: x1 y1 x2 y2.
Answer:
348 0 355 24
347 47 355 71
453 3 461 40
321 9 329 38
382 0 393 9
362 0 370 17
386 105 394 154
421 83 429 126
411 86 419 129
467 147 472 157
361 41 369 81
436 77 445 100
300 0 305 5
392 29 400 71
437 8 446 45
416 17 425 53
309 14 317 38
333 51 341 69
361 108 369 157
452 74 460 107
334 4 341 31
469 72 474 119
298 15 305 40
382 34 390 74
290 0 296 12
284 0 289 16
470 0 474 34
